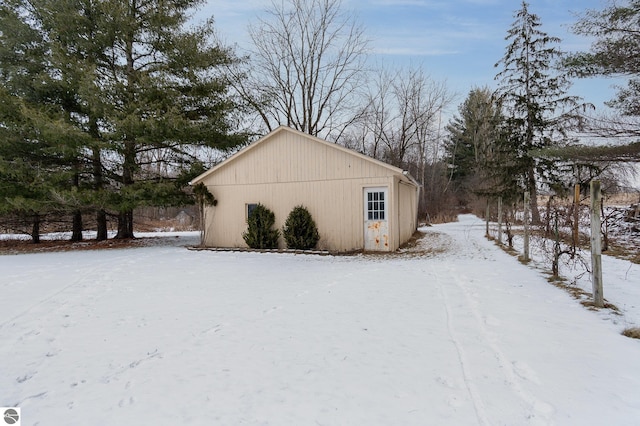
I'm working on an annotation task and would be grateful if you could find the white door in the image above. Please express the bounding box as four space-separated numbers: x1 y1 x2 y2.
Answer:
364 187 389 251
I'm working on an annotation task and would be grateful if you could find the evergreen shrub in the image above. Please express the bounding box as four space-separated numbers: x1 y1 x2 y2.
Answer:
282 205 320 250
242 204 280 249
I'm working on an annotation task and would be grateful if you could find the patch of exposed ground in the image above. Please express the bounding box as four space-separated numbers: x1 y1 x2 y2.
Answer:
0 235 190 255
361 228 454 259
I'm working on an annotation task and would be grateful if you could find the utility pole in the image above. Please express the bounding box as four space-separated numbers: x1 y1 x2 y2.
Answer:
590 180 604 308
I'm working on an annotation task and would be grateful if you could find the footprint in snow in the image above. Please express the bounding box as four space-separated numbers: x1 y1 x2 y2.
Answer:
435 375 457 389
202 324 224 334
263 306 281 315
513 361 541 385
447 395 463 408
118 396 135 407
16 372 36 383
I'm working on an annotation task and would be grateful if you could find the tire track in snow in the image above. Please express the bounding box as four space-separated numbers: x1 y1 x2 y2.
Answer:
436 220 555 423
435 270 491 426
445 265 555 424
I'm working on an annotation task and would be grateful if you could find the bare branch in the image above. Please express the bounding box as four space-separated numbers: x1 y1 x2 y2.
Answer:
237 0 369 138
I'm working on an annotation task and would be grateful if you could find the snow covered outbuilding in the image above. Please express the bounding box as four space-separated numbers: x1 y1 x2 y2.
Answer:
190 126 420 252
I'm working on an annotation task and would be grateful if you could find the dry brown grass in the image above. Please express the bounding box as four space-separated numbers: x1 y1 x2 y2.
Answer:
549 278 590 299
622 327 640 339
399 230 427 250
426 213 459 225
603 243 640 265
546 276 621 312
580 300 620 312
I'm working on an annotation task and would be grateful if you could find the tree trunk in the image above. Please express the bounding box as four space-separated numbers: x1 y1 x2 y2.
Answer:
96 209 108 241
71 210 83 242
90 124 108 241
114 27 137 242
31 214 41 244
600 198 609 252
527 167 541 224
115 210 134 239
115 136 135 240
544 196 552 237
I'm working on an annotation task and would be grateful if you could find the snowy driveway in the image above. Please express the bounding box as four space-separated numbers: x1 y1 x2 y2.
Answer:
2 216 640 425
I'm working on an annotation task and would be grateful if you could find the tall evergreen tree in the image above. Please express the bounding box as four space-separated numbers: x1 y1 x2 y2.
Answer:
34 0 106 241
494 1 587 222
93 0 246 238
445 87 504 205
566 0 640 123
0 0 246 239
0 0 88 242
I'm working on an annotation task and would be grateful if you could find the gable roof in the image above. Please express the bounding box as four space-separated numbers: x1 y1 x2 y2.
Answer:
190 126 420 187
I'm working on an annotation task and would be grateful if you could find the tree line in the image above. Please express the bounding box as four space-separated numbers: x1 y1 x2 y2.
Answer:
0 0 247 242
1 0 639 242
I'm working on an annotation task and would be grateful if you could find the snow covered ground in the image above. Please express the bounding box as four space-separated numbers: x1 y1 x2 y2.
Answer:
1 215 639 425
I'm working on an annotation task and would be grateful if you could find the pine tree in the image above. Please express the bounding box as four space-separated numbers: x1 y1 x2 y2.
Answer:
282 206 320 250
94 0 247 238
566 0 640 120
0 0 247 240
494 1 586 222
444 87 504 205
0 2 87 241
243 204 280 249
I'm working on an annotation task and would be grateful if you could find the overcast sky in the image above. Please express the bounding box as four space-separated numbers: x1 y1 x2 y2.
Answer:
194 0 618 114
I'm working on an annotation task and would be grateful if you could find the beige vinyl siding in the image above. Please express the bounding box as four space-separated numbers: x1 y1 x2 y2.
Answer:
206 130 395 186
398 181 419 245
203 177 394 251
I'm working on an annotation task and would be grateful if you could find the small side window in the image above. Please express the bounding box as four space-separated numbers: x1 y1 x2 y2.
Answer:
246 203 258 220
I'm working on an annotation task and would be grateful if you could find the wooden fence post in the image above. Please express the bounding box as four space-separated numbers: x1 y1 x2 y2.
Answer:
590 180 604 308
573 184 580 251
485 200 490 238
523 191 530 262
497 197 503 244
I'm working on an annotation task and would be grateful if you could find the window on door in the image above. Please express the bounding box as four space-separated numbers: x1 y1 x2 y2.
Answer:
366 191 385 220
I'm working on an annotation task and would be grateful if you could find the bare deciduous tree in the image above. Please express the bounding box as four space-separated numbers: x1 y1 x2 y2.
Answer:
230 0 369 139
342 65 453 217
349 66 452 168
